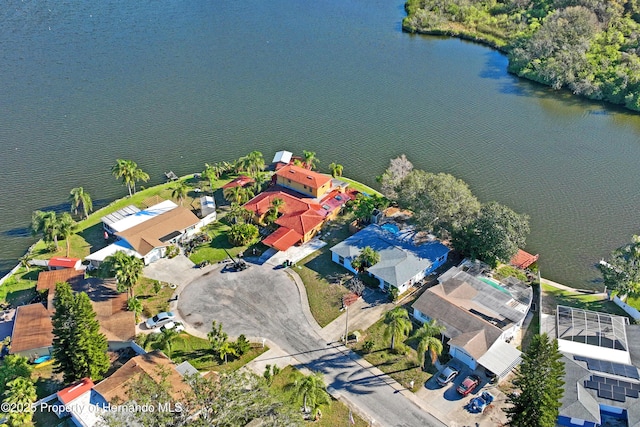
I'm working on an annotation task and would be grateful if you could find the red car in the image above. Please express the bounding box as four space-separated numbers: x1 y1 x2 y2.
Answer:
456 375 480 396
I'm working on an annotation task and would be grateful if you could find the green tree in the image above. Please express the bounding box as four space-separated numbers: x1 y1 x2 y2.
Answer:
288 371 330 417
228 223 259 246
3 377 37 427
302 150 319 170
265 197 285 224
227 202 253 224
57 212 77 257
251 171 270 194
51 282 110 383
504 333 565 426
104 252 144 298
598 235 640 296
153 328 180 358
351 246 380 272
223 185 254 205
0 355 32 394
217 341 237 364
411 319 445 369
397 170 480 233
171 180 189 206
237 151 265 176
203 162 223 192
207 321 228 354
383 307 412 351
111 159 149 197
30 210 61 250
127 297 143 323
329 162 343 178
233 334 251 356
453 201 530 268
69 187 93 219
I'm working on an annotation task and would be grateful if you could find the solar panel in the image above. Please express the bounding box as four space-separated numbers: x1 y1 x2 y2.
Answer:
613 385 626 395
605 377 619 386
599 389 614 399
576 356 640 380
612 392 626 402
593 375 605 382
584 380 598 390
619 380 631 388
631 383 640 391
626 388 639 398
598 383 612 392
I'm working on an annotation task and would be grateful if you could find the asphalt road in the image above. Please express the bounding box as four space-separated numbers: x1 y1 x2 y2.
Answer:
178 263 446 427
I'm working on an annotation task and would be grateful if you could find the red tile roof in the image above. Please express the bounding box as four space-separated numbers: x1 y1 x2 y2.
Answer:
48 257 81 269
275 164 331 190
58 378 95 405
510 249 539 269
222 175 255 189
262 227 303 251
275 209 324 237
244 190 315 218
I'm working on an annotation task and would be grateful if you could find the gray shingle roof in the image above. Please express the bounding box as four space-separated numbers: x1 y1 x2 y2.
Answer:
330 224 449 287
559 355 601 423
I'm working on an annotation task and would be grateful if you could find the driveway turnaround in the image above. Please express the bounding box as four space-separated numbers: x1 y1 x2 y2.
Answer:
178 263 446 427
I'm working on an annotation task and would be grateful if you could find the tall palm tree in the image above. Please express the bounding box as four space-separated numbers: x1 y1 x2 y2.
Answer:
265 197 285 224
57 212 77 257
237 151 265 176
383 307 412 351
155 328 180 358
412 319 445 369
329 162 344 178
203 163 221 193
111 159 149 197
171 180 189 206
106 252 144 298
3 377 37 427
302 150 319 170
252 171 270 194
223 185 254 205
31 210 60 249
289 371 330 417
69 187 93 219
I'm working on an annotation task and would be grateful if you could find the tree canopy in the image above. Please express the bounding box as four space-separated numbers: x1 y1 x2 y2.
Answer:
396 170 480 232
51 282 110 383
598 235 640 296
383 307 412 351
453 201 530 268
111 159 149 197
504 333 565 427
403 0 640 111
377 154 413 199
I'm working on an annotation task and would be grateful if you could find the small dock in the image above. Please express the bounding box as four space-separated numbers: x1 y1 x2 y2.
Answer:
164 171 179 181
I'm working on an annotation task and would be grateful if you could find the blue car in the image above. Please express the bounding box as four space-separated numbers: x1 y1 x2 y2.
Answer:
468 391 494 413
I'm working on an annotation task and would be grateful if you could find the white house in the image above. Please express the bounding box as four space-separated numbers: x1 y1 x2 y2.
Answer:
330 224 450 294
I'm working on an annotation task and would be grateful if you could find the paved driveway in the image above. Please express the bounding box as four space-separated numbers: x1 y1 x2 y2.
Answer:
178 263 445 427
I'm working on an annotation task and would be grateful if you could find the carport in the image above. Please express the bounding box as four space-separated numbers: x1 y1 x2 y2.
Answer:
478 340 522 379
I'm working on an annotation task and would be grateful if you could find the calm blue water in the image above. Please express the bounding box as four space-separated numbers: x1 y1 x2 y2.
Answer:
2 0 640 289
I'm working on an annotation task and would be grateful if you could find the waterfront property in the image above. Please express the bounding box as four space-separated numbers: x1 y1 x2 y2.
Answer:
330 223 450 294
411 265 532 379
555 305 640 427
244 164 353 252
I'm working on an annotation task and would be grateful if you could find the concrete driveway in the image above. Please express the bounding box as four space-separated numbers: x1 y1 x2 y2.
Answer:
178 263 446 427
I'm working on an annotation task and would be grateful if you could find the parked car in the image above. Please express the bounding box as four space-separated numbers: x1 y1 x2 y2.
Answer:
456 375 480 396
467 391 495 413
145 311 175 329
436 366 459 386
152 321 185 334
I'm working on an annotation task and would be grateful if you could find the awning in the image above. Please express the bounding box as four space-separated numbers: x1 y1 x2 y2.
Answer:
477 340 522 378
85 240 143 262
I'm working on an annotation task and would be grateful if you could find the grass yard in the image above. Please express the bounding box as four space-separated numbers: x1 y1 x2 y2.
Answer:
188 221 246 264
541 283 629 317
134 277 175 318
0 267 39 306
339 176 382 197
352 316 435 392
270 366 369 427
31 363 64 399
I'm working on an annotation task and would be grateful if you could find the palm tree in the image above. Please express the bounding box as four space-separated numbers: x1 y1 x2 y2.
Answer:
252 171 270 194
111 159 149 197
106 252 144 298
223 185 254 205
383 307 412 351
412 319 445 369
265 197 285 224
171 180 189 206
127 297 143 323
57 212 77 257
302 150 319 170
217 340 237 364
31 210 60 249
19 252 34 273
351 246 380 273
156 328 180 358
289 371 330 417
4 376 37 426
237 151 265 176
69 187 93 219
329 162 344 178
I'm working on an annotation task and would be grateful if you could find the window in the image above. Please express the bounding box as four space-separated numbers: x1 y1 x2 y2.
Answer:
303 185 307 189
338 256 344 265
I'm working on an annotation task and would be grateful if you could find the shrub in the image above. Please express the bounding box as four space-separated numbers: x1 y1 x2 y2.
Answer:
362 340 375 353
233 334 251 356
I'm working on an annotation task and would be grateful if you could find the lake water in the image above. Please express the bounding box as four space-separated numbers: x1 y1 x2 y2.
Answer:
2 0 640 289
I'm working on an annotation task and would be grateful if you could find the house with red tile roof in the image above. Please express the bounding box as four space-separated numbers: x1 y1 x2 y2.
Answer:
274 164 332 198
222 175 255 190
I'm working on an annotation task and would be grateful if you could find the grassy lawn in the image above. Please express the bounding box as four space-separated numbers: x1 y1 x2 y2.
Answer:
0 267 39 306
339 176 382 197
134 277 174 318
31 363 64 399
270 366 369 427
188 221 246 264
541 283 629 317
351 316 435 392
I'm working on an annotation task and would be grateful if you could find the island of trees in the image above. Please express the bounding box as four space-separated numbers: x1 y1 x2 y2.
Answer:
403 0 640 111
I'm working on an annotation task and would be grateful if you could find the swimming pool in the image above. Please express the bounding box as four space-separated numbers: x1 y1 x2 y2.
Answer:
479 277 510 295
381 223 399 234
